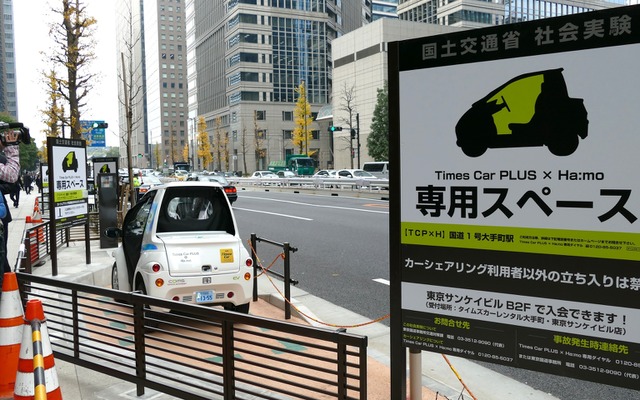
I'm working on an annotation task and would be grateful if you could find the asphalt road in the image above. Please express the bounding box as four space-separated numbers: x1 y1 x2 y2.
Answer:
233 188 391 324
231 188 639 400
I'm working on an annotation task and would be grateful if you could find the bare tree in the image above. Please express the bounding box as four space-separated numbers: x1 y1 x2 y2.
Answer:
241 127 249 175
170 123 178 165
213 117 223 171
337 82 357 169
254 111 266 171
117 3 145 206
48 0 98 139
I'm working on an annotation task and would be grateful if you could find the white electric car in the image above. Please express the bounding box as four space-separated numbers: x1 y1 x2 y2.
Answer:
105 181 253 313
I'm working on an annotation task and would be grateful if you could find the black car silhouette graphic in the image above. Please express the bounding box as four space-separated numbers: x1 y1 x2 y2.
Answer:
455 68 588 157
62 151 79 172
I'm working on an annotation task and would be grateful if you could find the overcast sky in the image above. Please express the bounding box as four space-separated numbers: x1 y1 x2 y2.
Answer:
13 1 120 147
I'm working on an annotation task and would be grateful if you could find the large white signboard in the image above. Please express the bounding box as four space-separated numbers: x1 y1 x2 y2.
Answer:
391 5 640 390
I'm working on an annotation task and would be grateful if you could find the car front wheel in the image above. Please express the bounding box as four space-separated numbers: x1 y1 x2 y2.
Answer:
111 262 119 290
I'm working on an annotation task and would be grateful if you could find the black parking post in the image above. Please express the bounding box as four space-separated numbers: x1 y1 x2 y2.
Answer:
251 233 258 301
284 242 291 320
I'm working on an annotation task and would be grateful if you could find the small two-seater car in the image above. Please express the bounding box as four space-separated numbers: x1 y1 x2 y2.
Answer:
105 181 253 313
455 68 588 157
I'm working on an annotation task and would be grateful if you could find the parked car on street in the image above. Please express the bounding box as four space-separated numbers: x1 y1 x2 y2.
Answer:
276 170 295 178
251 170 278 179
335 169 378 179
174 170 188 181
137 175 164 200
105 181 253 313
187 174 238 204
362 161 389 179
250 170 278 185
313 169 336 178
335 169 379 189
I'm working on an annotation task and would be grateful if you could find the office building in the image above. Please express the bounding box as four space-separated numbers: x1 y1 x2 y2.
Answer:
397 0 627 28
331 18 462 169
0 0 17 119
116 0 189 170
185 0 371 173
373 0 399 20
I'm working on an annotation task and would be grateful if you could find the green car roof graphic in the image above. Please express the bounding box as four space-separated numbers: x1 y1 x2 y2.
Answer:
455 68 588 157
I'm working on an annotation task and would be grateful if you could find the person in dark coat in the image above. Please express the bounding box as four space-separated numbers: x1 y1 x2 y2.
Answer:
9 175 22 207
23 172 33 195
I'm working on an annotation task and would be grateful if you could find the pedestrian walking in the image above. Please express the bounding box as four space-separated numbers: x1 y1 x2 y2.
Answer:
35 172 42 193
9 175 22 208
23 172 33 195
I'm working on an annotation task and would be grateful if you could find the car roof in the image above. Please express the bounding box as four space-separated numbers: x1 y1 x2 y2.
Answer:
153 181 223 190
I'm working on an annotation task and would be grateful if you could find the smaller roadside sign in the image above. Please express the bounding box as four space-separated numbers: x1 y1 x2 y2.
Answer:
80 120 107 147
47 137 88 229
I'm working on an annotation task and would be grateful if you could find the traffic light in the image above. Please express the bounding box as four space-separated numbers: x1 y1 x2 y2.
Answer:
92 122 108 129
350 129 357 139
328 126 342 132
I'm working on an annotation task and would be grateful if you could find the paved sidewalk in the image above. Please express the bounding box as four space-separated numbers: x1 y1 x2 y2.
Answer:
5 190 562 400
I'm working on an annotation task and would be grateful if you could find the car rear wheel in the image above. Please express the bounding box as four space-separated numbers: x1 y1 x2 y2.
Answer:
135 278 147 295
548 133 579 156
225 302 250 314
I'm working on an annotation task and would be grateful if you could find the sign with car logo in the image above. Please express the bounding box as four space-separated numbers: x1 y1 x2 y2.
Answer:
47 137 88 229
389 5 640 393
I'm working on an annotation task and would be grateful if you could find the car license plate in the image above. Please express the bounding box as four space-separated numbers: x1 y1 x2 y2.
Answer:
195 290 214 303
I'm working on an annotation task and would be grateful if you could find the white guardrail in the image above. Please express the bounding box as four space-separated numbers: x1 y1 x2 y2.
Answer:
227 176 390 192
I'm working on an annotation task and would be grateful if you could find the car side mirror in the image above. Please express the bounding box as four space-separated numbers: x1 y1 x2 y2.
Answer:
104 227 122 238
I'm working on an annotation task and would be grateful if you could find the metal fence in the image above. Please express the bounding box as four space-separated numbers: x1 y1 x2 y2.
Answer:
16 273 368 400
229 177 389 192
20 213 101 273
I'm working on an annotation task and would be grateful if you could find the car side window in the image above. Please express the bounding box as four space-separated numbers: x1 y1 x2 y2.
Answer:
124 194 154 237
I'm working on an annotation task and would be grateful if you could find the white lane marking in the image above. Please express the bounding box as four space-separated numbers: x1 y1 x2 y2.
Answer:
240 195 389 214
233 207 313 221
373 278 390 286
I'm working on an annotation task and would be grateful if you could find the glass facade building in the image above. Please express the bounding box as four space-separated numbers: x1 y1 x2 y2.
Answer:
398 0 627 28
373 0 399 20
186 0 370 172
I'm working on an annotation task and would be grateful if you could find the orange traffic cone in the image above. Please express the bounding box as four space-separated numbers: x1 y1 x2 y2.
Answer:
31 199 43 224
0 272 24 398
13 299 62 400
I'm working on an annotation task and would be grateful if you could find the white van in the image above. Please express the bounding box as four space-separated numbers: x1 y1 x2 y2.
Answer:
362 161 389 179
